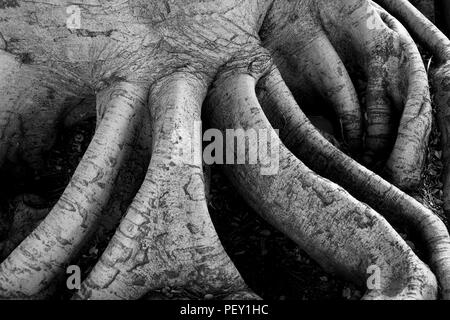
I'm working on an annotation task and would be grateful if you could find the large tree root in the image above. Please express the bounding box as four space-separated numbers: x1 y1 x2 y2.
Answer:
74 73 257 300
0 82 148 298
257 66 450 299
206 65 437 299
374 0 450 222
261 0 432 190
1 0 450 300
257 3 450 298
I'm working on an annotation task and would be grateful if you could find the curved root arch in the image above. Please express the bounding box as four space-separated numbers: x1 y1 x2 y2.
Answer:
206 61 437 299
373 0 450 222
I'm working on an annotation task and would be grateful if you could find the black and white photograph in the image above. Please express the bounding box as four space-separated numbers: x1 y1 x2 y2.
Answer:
0 0 449 312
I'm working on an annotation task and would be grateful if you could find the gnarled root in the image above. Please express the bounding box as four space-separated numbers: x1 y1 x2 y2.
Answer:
0 82 148 298
261 0 432 189
257 66 450 299
205 66 437 299
434 64 450 220
74 73 256 300
374 0 450 221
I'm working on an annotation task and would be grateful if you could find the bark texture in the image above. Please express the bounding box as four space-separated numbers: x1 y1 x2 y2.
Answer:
374 0 450 220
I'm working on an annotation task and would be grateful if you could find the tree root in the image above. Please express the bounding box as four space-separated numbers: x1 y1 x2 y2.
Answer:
1 0 450 300
257 66 450 299
262 26 363 152
374 0 450 221
261 0 432 189
74 73 256 300
0 82 148 298
206 65 437 299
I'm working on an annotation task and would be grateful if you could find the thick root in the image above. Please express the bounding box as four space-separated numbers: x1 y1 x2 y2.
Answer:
375 0 450 62
375 0 450 220
262 27 363 152
257 66 450 299
0 82 147 298
261 0 432 189
75 73 254 300
434 64 450 218
206 68 437 299
375 4 432 191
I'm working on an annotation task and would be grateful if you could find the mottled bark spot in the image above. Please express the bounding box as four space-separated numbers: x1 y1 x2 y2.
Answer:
186 222 200 235
183 173 205 201
131 275 146 286
353 210 376 229
56 236 72 246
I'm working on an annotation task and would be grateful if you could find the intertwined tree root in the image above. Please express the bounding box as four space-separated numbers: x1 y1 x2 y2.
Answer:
1 0 450 300
375 0 450 221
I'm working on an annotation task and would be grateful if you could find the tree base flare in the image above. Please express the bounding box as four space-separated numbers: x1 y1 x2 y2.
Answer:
0 0 449 300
